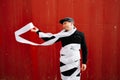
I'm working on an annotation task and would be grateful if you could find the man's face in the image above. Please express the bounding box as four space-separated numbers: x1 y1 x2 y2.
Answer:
62 21 73 31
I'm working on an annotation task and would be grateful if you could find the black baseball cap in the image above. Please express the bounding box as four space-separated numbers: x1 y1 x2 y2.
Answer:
59 17 74 24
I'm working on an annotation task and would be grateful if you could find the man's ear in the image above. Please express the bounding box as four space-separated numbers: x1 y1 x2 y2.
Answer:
71 22 74 26
70 22 73 25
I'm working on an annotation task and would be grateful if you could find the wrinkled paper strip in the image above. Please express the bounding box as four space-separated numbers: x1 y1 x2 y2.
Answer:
14 22 59 46
15 22 76 46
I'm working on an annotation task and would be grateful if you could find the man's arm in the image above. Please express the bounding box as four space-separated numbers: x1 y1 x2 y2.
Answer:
81 32 88 71
36 30 56 41
31 27 60 42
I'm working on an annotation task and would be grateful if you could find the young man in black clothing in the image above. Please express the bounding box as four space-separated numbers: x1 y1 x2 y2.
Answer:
31 17 88 80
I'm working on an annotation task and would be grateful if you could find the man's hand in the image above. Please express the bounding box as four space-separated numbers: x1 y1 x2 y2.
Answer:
31 27 39 32
81 64 87 71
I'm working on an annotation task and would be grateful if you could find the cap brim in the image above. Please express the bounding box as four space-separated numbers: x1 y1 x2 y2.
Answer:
59 17 74 24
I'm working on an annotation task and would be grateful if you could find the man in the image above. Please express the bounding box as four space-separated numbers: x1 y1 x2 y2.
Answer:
31 17 88 80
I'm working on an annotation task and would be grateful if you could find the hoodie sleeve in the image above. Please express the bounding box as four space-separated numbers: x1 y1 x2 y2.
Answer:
81 32 88 64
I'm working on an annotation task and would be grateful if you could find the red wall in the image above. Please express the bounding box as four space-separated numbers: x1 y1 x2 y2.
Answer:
0 0 120 80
